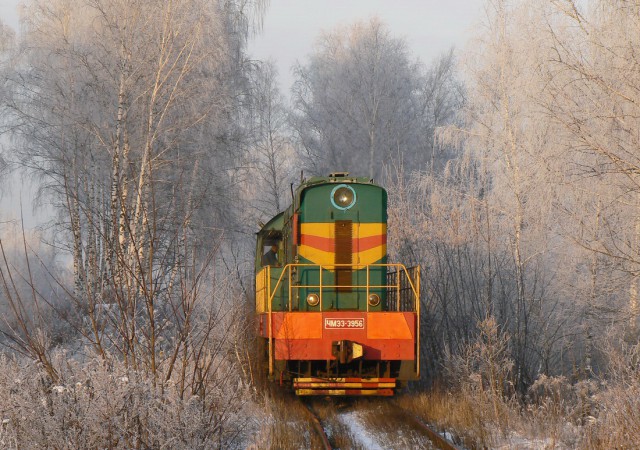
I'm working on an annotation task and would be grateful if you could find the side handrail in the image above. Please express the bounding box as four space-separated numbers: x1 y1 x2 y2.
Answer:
267 266 272 376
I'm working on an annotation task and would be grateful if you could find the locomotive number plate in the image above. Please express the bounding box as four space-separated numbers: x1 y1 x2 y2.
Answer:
324 318 365 329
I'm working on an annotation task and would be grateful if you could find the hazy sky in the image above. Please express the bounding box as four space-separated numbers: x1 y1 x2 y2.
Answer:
0 0 19 29
1 0 486 90
249 0 485 91
1 0 486 82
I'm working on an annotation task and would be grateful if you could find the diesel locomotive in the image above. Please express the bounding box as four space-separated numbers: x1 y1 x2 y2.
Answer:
255 172 420 396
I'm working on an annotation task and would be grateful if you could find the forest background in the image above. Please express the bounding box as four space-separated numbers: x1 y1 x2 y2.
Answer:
0 0 639 448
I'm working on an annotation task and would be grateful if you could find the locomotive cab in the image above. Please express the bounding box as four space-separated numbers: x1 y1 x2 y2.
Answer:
255 173 420 395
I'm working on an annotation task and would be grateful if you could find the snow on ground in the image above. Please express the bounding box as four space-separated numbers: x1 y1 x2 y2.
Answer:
494 433 558 450
336 410 386 450
334 406 436 450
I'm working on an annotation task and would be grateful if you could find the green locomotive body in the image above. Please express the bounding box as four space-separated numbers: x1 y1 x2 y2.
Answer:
255 173 420 395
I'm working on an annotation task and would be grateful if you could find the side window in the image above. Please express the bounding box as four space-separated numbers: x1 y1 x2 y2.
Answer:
261 236 282 267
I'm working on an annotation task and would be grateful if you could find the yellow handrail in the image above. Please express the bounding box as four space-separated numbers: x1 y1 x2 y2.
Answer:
267 266 273 376
265 263 420 313
259 262 422 378
366 265 370 313
416 265 421 377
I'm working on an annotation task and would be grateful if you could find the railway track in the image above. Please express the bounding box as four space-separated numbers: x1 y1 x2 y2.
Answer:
389 400 459 450
299 399 332 450
298 397 459 450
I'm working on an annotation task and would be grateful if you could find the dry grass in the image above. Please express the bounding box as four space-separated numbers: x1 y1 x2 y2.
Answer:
397 390 494 448
401 384 594 449
248 390 311 449
400 381 585 448
580 384 640 448
397 316 584 448
399 374 640 450
249 391 346 449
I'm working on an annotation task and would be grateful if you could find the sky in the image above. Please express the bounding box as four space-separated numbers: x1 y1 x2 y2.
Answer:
0 0 486 228
1 0 487 95
248 0 485 92
0 0 19 30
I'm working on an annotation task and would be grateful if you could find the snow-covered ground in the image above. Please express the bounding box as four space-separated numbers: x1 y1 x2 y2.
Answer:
329 402 437 449
336 410 386 450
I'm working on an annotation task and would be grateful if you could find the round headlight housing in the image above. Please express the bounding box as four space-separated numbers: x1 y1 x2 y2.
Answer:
306 293 320 307
368 293 381 307
331 184 356 210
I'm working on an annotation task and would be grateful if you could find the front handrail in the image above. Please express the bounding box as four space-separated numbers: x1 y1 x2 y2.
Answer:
258 263 421 378
265 263 420 313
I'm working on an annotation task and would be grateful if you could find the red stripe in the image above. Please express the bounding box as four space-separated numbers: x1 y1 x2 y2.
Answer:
293 213 299 245
356 234 387 252
300 234 334 252
300 234 386 253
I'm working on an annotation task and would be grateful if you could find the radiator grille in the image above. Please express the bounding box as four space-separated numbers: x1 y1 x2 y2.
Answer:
335 220 353 291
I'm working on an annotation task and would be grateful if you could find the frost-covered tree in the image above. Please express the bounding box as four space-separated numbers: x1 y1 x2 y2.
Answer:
244 60 297 218
1 0 267 392
422 48 465 171
0 19 16 182
543 0 640 329
436 0 561 391
291 18 428 179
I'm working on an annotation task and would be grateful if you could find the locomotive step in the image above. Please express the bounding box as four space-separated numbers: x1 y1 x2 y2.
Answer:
294 377 396 395
295 388 395 396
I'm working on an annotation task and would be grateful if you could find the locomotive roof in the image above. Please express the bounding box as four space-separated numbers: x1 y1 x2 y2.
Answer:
259 211 283 230
300 174 375 189
294 173 382 206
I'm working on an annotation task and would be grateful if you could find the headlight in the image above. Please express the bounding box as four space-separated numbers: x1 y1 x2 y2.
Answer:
331 184 356 210
368 293 381 307
306 293 320 307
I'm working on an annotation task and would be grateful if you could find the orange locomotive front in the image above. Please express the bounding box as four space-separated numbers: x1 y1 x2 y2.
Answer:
255 173 420 396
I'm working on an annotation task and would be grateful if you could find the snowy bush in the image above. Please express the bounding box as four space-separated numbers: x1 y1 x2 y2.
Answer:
0 349 259 449
580 339 640 448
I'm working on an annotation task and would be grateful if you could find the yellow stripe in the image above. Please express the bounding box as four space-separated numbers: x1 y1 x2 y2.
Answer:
299 244 386 266
355 245 386 265
301 222 333 237
300 222 386 238
296 389 392 396
356 223 387 238
296 389 347 395
298 244 335 266
295 383 396 388
255 269 267 313
295 378 394 383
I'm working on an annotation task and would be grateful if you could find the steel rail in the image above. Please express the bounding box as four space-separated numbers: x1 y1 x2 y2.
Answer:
299 399 333 450
390 401 459 450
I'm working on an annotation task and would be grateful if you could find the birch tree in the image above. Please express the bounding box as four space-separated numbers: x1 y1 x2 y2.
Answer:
2 0 266 392
244 60 296 218
435 0 568 392
292 18 426 179
542 0 640 335
0 20 15 184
